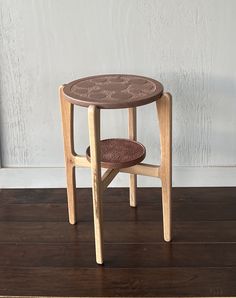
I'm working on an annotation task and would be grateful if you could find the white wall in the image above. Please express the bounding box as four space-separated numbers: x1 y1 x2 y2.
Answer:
0 0 236 188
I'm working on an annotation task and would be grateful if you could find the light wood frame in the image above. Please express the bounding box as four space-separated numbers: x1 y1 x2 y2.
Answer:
60 86 172 264
128 107 137 207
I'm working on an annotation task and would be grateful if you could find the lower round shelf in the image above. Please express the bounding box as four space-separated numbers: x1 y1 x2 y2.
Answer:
86 138 146 169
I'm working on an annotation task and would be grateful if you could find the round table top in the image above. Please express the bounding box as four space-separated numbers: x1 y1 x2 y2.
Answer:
63 74 163 109
86 138 146 169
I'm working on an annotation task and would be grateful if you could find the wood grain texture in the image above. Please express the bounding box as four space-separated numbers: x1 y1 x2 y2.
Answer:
128 107 137 207
102 169 119 191
88 105 103 264
0 187 236 297
2 242 236 268
60 87 77 224
2 267 236 297
157 93 172 242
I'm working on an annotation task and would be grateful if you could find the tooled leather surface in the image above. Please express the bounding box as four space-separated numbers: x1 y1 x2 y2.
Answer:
67 75 162 104
87 139 145 165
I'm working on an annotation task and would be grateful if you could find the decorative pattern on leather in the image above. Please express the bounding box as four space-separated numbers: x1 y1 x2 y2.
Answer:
86 138 146 169
70 75 157 101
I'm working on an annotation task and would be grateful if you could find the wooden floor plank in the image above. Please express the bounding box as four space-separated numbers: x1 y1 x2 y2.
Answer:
1 188 236 222
1 201 236 222
1 187 235 204
0 220 236 243
0 242 235 268
1 267 236 297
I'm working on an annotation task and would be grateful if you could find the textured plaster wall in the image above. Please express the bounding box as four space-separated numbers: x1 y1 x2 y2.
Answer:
0 0 236 187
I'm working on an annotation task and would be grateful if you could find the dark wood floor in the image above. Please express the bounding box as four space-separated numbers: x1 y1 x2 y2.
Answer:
0 187 236 297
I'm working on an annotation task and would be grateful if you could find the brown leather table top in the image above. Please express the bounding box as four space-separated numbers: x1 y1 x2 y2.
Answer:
63 74 163 109
86 138 146 169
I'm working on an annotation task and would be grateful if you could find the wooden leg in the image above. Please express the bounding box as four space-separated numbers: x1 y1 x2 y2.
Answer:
128 107 137 207
88 105 104 264
60 86 77 224
65 164 76 224
156 93 172 242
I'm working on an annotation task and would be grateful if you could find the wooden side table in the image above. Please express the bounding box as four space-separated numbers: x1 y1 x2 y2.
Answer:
60 74 172 264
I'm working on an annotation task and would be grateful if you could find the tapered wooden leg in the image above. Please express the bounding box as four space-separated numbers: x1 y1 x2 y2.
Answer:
156 93 172 242
88 105 104 264
128 107 137 207
60 86 77 224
